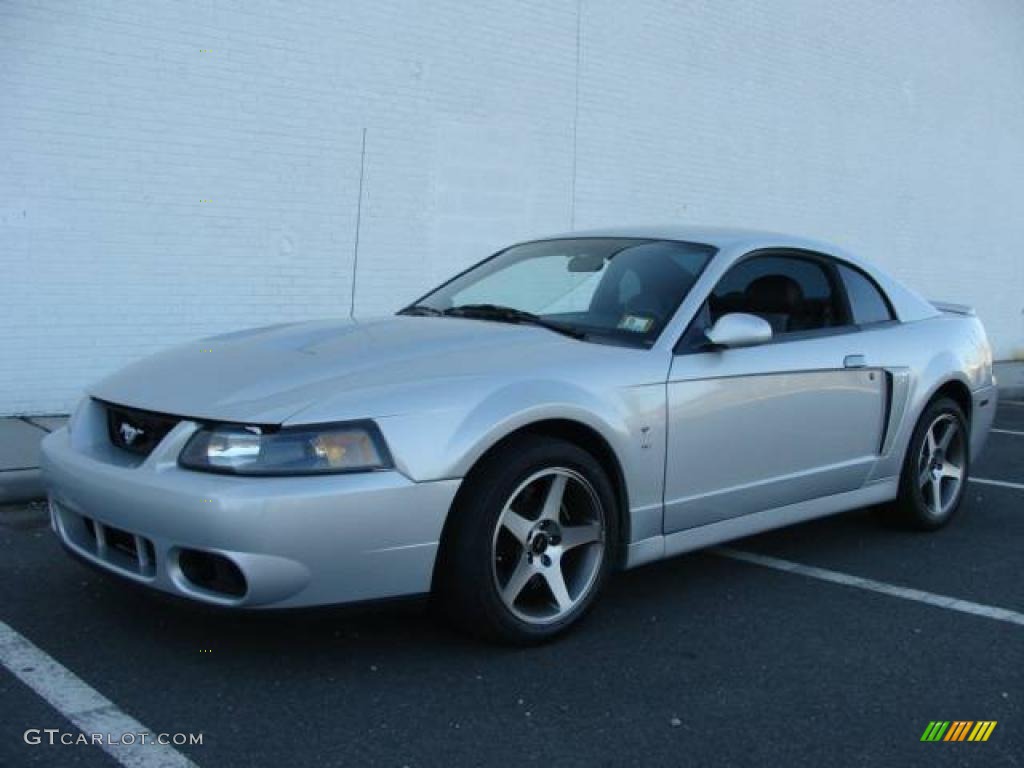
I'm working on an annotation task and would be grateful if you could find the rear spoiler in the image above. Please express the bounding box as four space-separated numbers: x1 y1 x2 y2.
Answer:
930 300 976 317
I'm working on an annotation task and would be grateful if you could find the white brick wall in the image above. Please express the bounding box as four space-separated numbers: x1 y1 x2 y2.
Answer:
1 0 1022 415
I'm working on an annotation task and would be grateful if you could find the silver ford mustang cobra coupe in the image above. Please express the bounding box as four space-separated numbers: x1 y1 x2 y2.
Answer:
42 226 996 642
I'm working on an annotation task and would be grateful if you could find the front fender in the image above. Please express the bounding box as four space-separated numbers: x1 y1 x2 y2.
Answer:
445 380 631 476
374 376 668 540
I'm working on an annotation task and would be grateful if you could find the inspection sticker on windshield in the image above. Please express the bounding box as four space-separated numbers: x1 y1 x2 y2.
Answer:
617 314 654 333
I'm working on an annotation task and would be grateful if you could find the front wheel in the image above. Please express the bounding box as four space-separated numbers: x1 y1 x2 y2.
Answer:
437 436 618 644
891 397 970 530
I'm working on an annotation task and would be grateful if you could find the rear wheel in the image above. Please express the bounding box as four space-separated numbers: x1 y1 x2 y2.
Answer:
437 436 617 644
891 397 969 530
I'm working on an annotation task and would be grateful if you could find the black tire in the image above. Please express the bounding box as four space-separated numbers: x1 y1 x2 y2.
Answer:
436 435 618 644
890 397 970 530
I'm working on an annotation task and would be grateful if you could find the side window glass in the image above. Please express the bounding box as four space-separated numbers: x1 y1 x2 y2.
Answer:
708 255 844 335
837 264 894 325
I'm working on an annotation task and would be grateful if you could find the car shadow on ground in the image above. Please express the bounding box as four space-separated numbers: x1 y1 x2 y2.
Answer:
59 505 899 661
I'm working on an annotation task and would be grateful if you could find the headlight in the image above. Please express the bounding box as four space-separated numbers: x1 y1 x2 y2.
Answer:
179 421 392 475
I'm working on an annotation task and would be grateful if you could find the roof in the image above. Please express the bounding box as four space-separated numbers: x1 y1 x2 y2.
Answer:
531 224 838 252
527 224 938 325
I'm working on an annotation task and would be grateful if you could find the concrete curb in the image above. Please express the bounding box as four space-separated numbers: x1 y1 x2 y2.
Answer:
0 469 45 505
994 361 1024 400
0 416 64 505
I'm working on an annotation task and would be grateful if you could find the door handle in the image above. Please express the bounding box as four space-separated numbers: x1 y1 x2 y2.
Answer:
844 354 867 369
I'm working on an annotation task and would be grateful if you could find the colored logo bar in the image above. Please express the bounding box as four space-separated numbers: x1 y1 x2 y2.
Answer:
921 721 997 742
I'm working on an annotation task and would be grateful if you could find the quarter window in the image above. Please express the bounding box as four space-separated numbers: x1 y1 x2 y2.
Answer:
837 264 895 325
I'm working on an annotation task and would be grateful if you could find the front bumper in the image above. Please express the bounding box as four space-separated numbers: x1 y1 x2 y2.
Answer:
40 414 460 609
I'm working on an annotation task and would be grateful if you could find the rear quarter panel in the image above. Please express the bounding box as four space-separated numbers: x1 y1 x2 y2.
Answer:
862 313 993 482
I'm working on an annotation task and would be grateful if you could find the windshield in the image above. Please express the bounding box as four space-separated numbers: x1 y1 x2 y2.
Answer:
406 238 717 347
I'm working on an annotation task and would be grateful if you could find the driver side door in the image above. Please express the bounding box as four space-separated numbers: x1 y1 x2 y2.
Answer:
663 250 887 533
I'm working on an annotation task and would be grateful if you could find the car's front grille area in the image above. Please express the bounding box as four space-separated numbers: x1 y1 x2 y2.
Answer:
104 402 180 457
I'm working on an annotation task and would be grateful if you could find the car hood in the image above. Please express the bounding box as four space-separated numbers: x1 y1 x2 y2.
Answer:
89 316 574 424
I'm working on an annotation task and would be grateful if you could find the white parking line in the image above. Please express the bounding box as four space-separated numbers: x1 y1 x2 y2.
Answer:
970 477 1024 491
990 428 1024 437
713 548 1024 628
0 620 199 768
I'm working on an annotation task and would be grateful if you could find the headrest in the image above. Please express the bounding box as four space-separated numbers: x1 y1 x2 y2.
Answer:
744 275 804 314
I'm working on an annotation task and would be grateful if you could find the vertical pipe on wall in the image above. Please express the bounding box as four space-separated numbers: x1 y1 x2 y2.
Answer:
569 0 582 230
349 127 368 319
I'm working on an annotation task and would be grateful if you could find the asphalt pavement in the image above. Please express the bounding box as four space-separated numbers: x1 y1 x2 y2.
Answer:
1 404 1022 767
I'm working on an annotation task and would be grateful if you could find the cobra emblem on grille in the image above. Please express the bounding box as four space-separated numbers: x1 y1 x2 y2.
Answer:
119 422 146 445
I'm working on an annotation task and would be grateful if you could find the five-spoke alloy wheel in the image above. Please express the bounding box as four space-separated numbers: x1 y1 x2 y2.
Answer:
893 397 970 530
492 468 606 625
916 413 966 520
437 436 617 643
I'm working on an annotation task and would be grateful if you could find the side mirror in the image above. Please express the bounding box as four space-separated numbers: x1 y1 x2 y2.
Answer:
704 313 772 348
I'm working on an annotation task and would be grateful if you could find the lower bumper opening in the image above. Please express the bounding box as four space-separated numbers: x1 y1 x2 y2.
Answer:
63 506 156 579
178 549 247 598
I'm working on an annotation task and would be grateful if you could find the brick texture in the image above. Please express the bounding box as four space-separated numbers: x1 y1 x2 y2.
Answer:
1 0 1022 414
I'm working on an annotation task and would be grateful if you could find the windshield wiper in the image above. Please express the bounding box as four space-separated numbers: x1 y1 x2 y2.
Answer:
443 303 586 340
397 304 444 317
